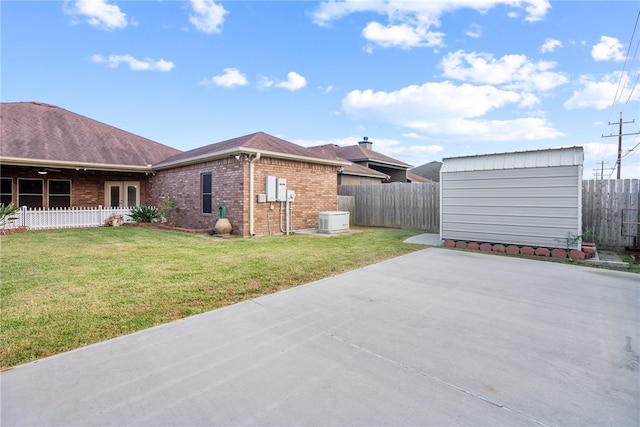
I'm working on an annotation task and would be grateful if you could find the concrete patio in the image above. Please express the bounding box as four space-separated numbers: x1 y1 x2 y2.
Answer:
2 247 638 426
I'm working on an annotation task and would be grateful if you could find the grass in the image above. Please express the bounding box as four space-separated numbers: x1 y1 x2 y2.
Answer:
0 226 422 368
619 253 640 273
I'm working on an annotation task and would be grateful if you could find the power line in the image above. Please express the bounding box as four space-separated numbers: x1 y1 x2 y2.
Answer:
601 112 639 178
601 8 640 170
607 9 640 122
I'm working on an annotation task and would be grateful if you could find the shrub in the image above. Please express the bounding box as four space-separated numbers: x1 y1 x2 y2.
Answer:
129 205 159 223
0 202 20 227
158 196 178 226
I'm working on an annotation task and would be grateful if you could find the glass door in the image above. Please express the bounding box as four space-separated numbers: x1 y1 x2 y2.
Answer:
105 181 139 207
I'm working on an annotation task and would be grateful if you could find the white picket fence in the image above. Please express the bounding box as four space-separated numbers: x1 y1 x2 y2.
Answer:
2 206 138 231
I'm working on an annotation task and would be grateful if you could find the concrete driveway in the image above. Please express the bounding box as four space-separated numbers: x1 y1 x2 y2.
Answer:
2 247 639 426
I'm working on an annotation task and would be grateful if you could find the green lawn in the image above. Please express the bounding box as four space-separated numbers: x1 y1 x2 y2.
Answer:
0 226 422 368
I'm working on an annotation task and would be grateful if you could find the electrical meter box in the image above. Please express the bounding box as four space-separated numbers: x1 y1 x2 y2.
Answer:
276 178 287 202
286 190 295 202
266 176 277 202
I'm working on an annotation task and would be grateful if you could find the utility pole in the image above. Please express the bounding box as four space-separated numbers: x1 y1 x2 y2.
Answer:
593 161 609 183
602 113 639 179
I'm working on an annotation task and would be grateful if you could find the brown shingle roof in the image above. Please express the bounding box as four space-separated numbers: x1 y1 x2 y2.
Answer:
1 102 181 168
309 144 412 169
306 145 389 179
409 161 442 182
406 172 433 183
155 132 348 168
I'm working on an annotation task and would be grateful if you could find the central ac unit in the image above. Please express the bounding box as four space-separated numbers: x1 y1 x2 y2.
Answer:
318 211 350 233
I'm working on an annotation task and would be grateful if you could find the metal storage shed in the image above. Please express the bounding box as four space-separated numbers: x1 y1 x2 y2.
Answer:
440 146 584 250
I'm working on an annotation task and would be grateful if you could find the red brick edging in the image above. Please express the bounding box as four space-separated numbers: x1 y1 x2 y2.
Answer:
444 240 592 260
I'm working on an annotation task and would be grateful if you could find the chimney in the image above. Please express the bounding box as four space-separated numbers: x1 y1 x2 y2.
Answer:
358 136 372 150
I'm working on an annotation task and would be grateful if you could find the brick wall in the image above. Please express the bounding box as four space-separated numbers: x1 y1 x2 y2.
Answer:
151 157 338 236
151 158 245 232
252 158 337 236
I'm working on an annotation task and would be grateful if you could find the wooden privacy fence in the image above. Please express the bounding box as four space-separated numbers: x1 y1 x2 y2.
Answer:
582 179 639 248
338 183 440 232
339 180 639 248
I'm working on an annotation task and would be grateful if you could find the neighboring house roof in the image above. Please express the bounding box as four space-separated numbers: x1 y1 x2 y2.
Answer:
155 132 349 169
310 144 412 169
1 102 181 171
406 172 433 183
342 162 389 179
305 144 389 180
409 161 442 182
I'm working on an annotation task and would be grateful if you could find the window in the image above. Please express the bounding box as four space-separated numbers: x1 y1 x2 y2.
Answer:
18 179 44 208
202 173 212 214
49 180 71 208
0 178 12 206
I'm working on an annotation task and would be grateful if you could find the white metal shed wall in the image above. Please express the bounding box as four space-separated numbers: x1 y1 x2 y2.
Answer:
440 147 584 249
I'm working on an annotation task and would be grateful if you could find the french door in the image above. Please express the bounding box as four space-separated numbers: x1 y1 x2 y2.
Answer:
105 181 139 208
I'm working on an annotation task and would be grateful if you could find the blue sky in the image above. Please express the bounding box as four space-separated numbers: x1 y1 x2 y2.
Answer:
2 0 639 179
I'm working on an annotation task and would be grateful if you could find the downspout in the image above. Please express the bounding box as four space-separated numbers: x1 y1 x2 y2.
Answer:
249 153 261 236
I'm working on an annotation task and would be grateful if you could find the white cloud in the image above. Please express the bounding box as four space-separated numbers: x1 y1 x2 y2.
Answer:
563 72 639 110
258 76 275 90
341 80 563 141
343 81 522 122
439 50 568 92
407 144 445 155
64 0 129 30
189 0 227 34
592 36 626 62
200 68 248 88
275 72 307 91
540 38 562 53
464 24 482 39
362 21 445 49
310 1 550 49
407 117 563 141
92 54 175 72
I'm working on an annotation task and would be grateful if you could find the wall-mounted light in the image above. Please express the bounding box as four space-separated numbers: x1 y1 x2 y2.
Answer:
37 170 48 175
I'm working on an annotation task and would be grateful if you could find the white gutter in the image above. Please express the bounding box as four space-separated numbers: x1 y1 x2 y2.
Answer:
249 153 261 236
0 156 154 173
154 148 349 170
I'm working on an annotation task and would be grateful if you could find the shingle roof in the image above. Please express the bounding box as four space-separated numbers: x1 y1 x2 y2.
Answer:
409 161 443 182
406 172 433 183
305 144 388 179
155 132 348 168
1 102 181 168
309 144 412 169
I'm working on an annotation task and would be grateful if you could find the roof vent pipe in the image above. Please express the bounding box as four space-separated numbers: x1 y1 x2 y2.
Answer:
358 136 372 150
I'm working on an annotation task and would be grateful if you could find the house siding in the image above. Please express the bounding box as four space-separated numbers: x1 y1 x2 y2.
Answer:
338 175 383 185
440 148 583 249
151 157 338 236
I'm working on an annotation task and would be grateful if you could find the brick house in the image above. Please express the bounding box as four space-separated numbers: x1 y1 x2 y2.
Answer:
0 102 347 236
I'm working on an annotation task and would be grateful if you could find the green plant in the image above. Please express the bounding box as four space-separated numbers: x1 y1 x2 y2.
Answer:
556 231 582 251
0 227 420 368
129 205 159 223
158 196 178 226
0 202 20 227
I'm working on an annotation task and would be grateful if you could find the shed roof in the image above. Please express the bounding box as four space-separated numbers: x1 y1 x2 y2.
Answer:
441 146 584 173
